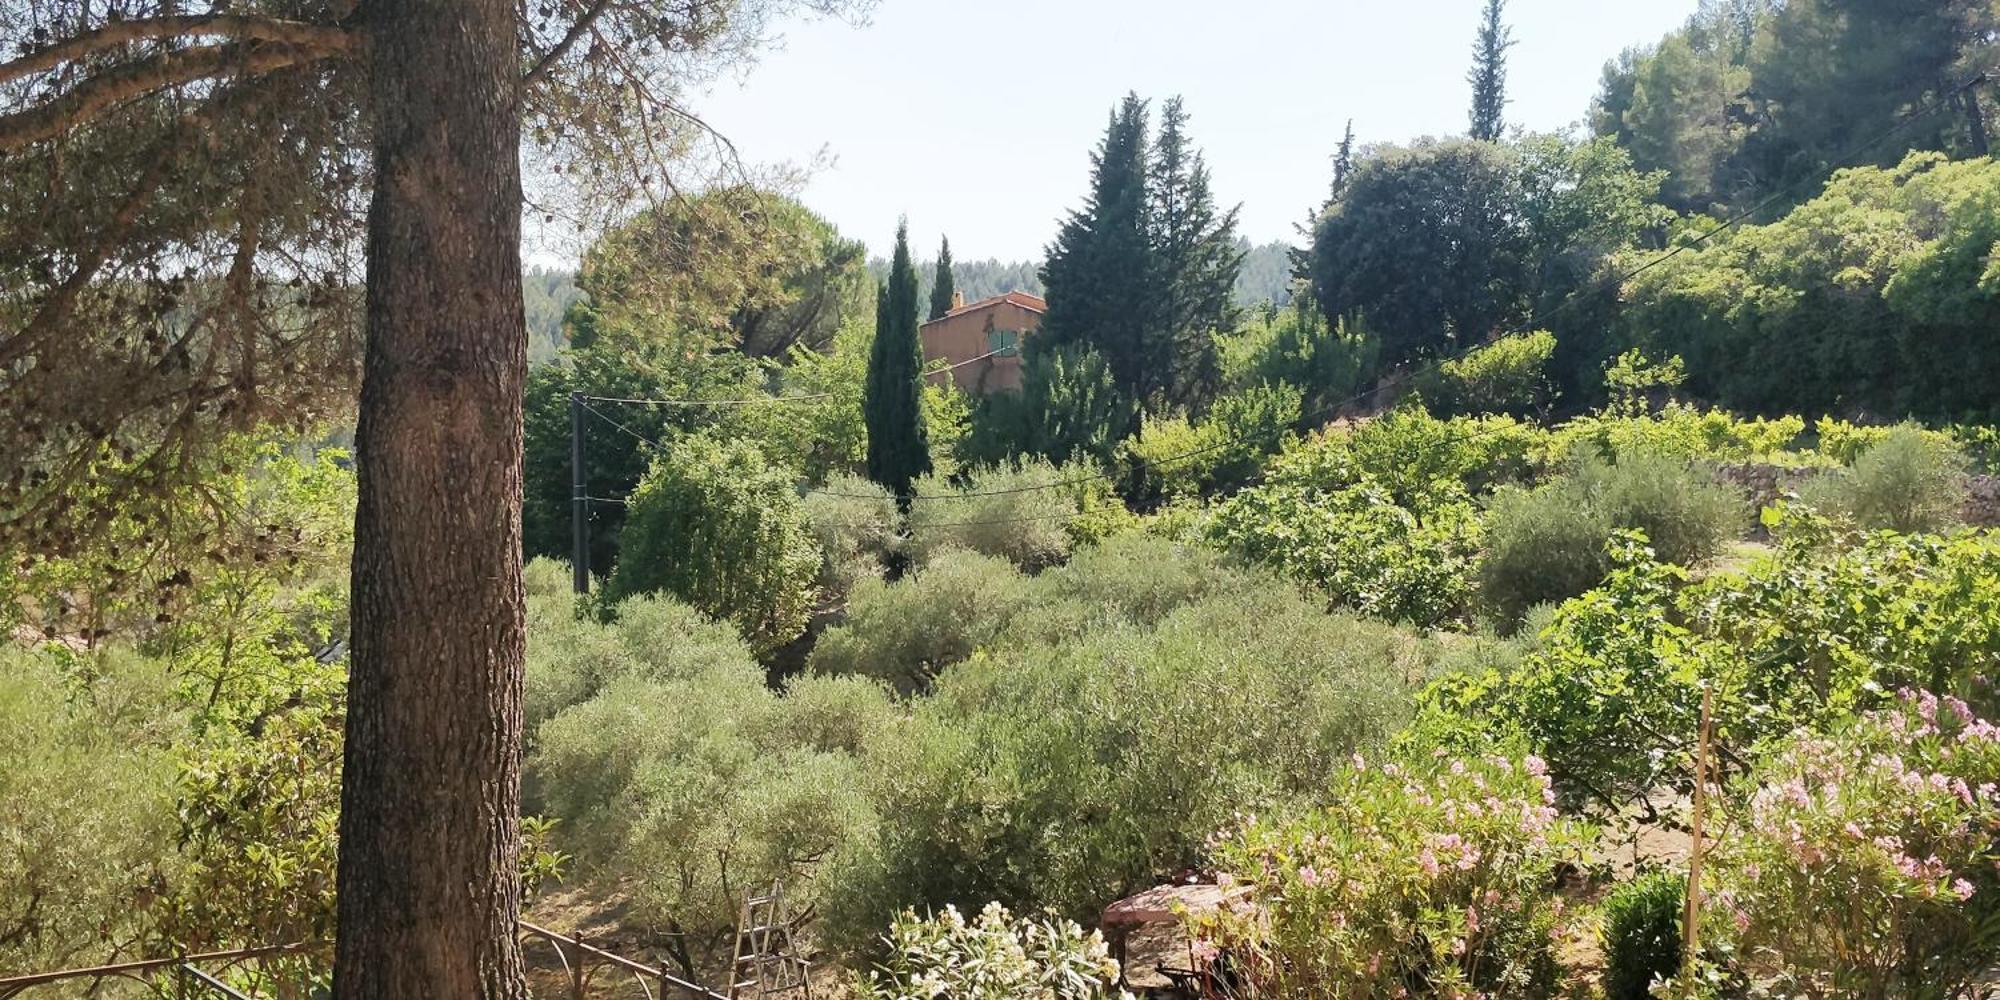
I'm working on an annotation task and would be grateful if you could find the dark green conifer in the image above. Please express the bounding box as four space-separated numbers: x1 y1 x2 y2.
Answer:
864 221 930 499
1039 93 1157 400
928 236 956 321
1150 96 1242 409
1468 0 1512 142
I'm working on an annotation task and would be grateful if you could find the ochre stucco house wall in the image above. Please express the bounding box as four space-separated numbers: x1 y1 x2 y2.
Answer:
918 291 1046 394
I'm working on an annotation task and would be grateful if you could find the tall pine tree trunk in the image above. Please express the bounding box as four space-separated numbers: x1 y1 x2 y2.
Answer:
334 0 529 988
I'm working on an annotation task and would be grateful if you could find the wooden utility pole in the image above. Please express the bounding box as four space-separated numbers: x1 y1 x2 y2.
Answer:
1681 684 1715 992
570 391 590 594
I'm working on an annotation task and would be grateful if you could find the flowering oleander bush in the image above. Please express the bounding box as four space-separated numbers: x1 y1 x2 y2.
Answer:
1199 753 1593 999
1703 692 2000 997
860 902 1130 1000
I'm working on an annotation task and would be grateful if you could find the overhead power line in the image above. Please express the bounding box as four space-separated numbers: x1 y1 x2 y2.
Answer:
810 72 1992 505
582 348 1014 408
578 73 1986 530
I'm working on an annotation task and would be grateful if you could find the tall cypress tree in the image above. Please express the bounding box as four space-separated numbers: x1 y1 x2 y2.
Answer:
1467 0 1512 142
1150 96 1243 409
864 221 930 499
1332 119 1357 195
1040 94 1156 400
928 236 957 320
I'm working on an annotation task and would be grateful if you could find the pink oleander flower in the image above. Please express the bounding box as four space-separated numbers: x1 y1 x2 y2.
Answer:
1952 878 1977 901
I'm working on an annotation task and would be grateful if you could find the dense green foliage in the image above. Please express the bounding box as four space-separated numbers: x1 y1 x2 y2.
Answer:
904 460 1088 570
1306 134 1661 373
523 564 888 960
824 579 1440 950
1593 0 1996 214
572 186 869 360
1420 329 1555 418
958 344 1137 467
602 435 820 654
0 444 354 982
1617 154 2000 418
1419 518 2000 813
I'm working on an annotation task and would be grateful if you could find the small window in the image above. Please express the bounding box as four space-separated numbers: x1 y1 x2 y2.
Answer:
987 329 1020 356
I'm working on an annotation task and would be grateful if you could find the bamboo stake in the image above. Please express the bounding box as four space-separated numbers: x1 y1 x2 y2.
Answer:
1682 684 1715 993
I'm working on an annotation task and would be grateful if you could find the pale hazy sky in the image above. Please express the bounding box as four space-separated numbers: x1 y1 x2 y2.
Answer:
618 0 1703 263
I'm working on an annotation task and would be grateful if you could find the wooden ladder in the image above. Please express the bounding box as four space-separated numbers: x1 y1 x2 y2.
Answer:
727 883 810 1000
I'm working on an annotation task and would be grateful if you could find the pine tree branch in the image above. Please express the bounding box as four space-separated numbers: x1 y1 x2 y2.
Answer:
522 0 613 86
0 41 350 152
0 15 357 85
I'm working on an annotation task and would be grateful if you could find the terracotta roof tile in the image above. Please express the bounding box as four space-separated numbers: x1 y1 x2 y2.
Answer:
922 290 1047 325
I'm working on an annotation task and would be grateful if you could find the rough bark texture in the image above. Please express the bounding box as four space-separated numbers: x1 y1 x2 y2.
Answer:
333 0 528 989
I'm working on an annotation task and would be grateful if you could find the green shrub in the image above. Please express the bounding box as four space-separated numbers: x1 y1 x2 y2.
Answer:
906 458 1081 570
1600 868 1684 1000
1207 419 1502 628
764 673 900 756
958 343 1137 468
825 586 1435 948
1421 524 2000 812
1477 451 1745 631
603 434 820 654
1424 329 1556 417
1578 450 1747 566
1198 382 1302 491
1225 305 1377 418
802 473 902 599
1064 475 1142 548
1801 424 1969 533
1477 482 1614 631
1706 693 2000 995
1208 474 1483 627
1552 407 1811 466
525 582 755 735
860 903 1125 1000
1335 407 1550 499
0 649 181 975
1034 534 1247 628
807 548 1031 693
1118 412 1208 505
1119 385 1301 507
1198 753 1592 998
529 669 880 943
